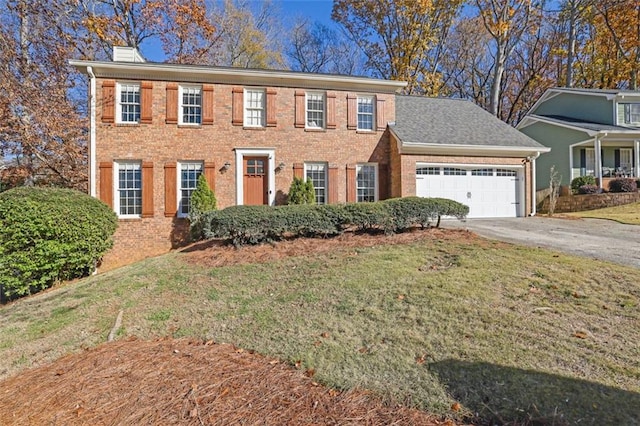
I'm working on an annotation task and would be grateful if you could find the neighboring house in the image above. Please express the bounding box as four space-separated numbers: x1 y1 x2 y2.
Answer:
71 47 547 269
517 88 640 194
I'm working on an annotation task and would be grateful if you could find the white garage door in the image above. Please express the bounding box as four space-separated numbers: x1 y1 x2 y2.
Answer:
416 165 522 218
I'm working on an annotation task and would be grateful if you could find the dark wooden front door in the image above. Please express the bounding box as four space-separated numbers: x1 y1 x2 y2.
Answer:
243 156 268 205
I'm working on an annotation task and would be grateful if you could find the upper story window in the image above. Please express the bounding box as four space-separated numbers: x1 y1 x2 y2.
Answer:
622 103 640 125
356 163 377 202
179 85 202 125
178 162 203 217
116 161 142 217
244 89 265 127
357 96 375 131
117 82 140 123
306 92 325 129
305 162 327 204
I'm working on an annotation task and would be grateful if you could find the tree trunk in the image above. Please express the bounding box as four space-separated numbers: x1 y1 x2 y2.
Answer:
566 0 577 87
490 48 505 116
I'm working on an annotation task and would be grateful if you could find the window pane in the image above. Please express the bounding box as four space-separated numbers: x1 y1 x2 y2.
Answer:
179 162 203 215
496 169 517 177
119 84 140 123
416 167 440 175
443 168 467 176
629 104 640 123
307 93 324 128
356 164 376 202
181 86 202 124
357 97 374 130
471 169 493 176
117 162 141 215
245 89 265 127
306 163 327 204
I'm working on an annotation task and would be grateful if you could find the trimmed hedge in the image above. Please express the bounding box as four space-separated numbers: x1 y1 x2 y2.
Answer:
571 176 596 194
609 178 638 193
193 197 469 246
0 187 118 299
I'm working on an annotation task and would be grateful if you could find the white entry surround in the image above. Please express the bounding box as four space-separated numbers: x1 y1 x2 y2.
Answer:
234 148 276 206
416 163 525 218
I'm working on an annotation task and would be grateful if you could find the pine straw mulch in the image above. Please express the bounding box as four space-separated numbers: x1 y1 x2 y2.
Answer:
0 337 459 426
180 227 481 269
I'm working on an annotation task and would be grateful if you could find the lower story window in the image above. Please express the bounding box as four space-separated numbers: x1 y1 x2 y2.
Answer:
305 162 327 204
356 163 377 202
179 162 203 217
116 161 142 217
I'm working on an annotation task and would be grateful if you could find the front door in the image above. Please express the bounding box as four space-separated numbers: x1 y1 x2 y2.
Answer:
243 156 268 205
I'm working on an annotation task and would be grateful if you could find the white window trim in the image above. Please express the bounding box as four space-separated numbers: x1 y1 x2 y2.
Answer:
116 82 141 124
357 95 375 131
304 162 328 204
178 84 202 126
114 160 142 219
244 88 266 127
177 161 204 218
356 162 378 202
305 91 325 129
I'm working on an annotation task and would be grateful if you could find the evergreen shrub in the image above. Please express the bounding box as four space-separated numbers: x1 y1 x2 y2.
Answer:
0 187 118 299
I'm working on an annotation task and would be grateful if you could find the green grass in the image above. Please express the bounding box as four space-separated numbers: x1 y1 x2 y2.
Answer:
1 235 639 424
569 201 640 224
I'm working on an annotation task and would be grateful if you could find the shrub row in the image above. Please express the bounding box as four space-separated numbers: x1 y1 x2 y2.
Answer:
193 197 469 246
609 178 638 193
0 187 118 299
572 176 639 194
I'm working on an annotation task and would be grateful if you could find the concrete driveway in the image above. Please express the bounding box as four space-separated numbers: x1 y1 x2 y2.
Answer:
443 216 640 269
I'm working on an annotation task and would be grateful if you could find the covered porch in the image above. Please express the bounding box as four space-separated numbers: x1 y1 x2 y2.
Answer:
570 135 640 190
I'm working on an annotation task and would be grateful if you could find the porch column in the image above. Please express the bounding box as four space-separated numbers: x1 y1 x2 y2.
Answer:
595 136 603 188
635 140 640 178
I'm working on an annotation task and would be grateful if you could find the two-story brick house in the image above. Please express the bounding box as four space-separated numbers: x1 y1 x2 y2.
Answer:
71 47 547 270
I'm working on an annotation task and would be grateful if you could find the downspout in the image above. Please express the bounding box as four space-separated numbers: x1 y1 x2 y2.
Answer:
87 66 97 197
529 152 541 216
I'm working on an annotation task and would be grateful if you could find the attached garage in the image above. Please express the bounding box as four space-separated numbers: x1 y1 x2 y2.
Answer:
389 95 550 217
415 165 524 218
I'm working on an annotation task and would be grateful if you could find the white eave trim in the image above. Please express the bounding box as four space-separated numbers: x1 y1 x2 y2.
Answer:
69 60 408 93
398 141 550 157
522 114 640 138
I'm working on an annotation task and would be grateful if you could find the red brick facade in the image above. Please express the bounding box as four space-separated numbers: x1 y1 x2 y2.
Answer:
94 78 399 270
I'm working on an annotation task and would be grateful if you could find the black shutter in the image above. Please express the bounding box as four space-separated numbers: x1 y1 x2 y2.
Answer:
614 149 620 169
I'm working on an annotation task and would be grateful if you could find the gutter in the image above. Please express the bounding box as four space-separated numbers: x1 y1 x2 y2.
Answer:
87 66 96 197
529 151 541 216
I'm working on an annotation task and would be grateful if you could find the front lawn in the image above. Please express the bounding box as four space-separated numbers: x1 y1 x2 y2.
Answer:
1 231 638 424
569 201 640 224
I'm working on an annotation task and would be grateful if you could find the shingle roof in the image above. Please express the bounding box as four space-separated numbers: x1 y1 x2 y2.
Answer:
391 95 545 148
529 114 637 132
